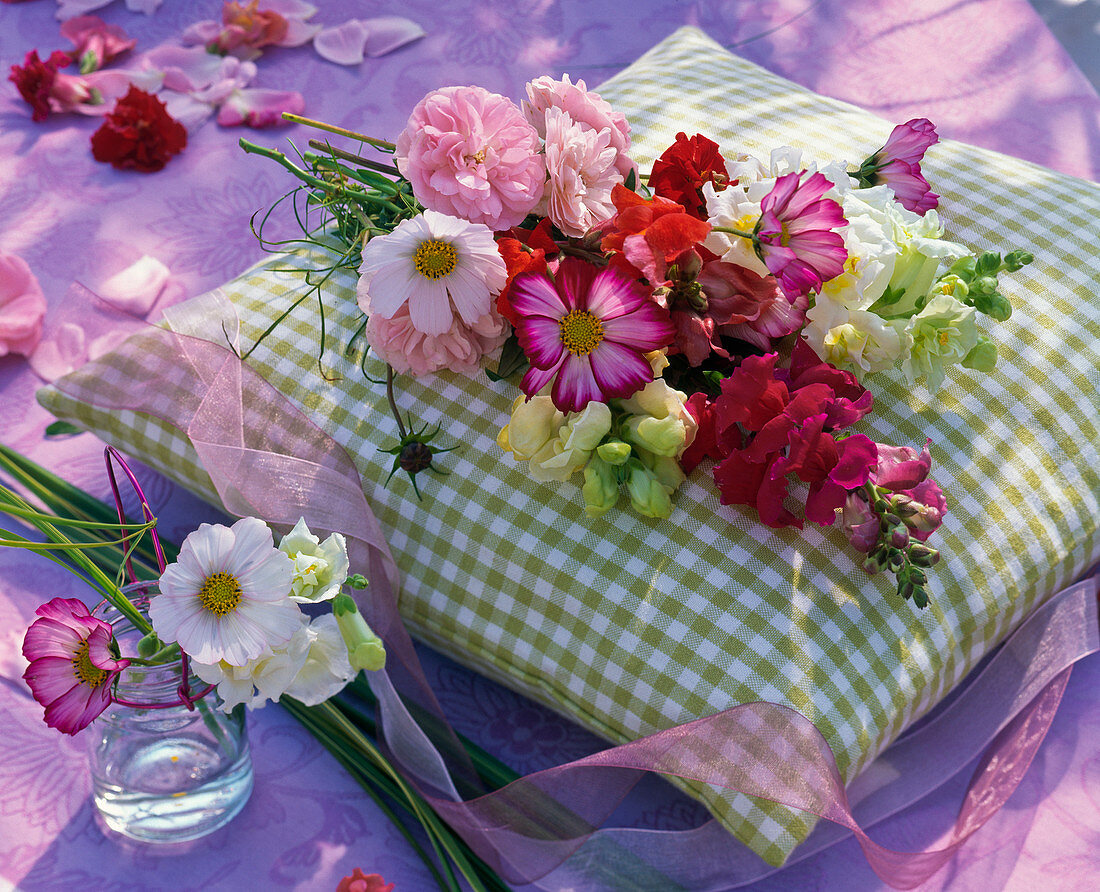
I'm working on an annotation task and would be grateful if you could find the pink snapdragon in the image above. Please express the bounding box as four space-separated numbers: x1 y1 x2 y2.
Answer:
510 257 675 413
0 252 47 358
60 15 135 73
857 118 940 214
395 86 546 230
22 598 130 735
755 171 848 299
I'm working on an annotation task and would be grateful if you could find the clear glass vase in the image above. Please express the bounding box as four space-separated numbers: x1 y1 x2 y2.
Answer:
89 597 254 843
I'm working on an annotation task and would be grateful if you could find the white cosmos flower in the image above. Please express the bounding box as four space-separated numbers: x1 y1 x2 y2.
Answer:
278 518 349 604
151 517 301 666
356 209 507 337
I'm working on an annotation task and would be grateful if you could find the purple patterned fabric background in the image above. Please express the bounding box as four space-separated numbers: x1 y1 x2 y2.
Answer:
1 1 1098 890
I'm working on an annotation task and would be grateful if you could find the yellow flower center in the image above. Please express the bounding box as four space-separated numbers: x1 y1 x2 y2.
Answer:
938 330 951 347
468 148 487 164
71 640 108 688
559 309 605 356
413 240 457 280
198 571 243 616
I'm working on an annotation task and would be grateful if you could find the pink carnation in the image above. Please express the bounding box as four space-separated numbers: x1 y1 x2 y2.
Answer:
365 301 509 376
0 252 47 358
523 74 635 182
395 86 545 230
541 106 621 238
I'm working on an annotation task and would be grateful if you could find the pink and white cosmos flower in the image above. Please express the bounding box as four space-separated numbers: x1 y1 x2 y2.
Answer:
22 598 130 735
510 257 675 413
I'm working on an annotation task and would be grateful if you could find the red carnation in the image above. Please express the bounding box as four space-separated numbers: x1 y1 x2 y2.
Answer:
648 132 729 219
90 86 187 172
9 50 72 122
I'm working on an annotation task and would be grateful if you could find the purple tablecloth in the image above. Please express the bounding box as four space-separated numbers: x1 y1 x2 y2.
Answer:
1 1 1098 890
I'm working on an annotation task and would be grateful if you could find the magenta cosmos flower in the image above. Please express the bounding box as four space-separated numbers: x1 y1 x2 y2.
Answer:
857 118 939 214
510 257 675 413
22 597 130 735
395 85 545 230
755 170 848 299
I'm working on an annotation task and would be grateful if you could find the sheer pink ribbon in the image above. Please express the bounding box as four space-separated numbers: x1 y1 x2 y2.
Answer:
49 324 1100 890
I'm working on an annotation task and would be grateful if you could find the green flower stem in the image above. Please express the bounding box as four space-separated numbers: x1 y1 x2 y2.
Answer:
194 696 236 758
710 225 756 240
284 698 457 892
238 139 403 214
281 113 396 152
306 139 402 177
305 155 403 196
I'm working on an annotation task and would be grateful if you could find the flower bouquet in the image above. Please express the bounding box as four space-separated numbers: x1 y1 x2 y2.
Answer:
37 27 1100 882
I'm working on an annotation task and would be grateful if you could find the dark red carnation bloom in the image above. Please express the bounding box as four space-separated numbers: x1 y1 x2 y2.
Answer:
90 86 187 172
649 132 729 219
9 50 72 122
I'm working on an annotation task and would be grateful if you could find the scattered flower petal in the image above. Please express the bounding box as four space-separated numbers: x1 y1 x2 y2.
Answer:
0 252 48 358
216 87 303 127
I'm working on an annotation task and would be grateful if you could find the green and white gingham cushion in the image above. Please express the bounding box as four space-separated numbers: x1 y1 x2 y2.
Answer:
39 27 1100 865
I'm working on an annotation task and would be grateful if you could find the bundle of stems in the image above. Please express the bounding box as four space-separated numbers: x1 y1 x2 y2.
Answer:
0 444 516 892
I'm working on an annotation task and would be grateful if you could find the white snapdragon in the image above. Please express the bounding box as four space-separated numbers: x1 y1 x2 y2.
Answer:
278 518 350 604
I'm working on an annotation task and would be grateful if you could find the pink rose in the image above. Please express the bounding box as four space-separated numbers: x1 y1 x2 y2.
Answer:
364 301 509 377
523 74 635 181
395 85 545 230
0 252 47 357
540 106 621 237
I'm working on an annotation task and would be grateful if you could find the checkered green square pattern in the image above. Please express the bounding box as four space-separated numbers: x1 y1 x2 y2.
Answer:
39 27 1100 865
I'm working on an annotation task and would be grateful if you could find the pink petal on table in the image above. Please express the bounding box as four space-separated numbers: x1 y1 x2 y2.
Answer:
278 19 324 47
160 91 216 132
181 20 222 47
216 89 305 128
93 256 170 316
28 323 86 382
55 0 113 20
143 45 248 93
313 20 371 65
70 68 163 116
363 16 426 57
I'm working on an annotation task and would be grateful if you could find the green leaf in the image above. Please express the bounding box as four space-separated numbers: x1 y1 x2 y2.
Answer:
485 333 528 382
44 421 83 437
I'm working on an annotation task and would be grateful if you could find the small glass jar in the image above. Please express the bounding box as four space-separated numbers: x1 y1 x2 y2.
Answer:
89 595 253 843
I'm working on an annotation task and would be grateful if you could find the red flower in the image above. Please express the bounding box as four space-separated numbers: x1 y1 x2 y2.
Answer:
8 50 72 122
648 132 729 219
90 86 187 172
335 869 394 892
599 184 710 286
700 346 878 530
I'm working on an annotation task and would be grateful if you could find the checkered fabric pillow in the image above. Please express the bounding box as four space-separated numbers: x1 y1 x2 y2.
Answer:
39 27 1100 864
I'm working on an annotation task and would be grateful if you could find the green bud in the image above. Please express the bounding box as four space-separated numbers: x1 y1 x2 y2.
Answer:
137 632 164 660
345 573 369 589
1004 250 1033 271
908 543 941 568
626 465 673 519
333 597 387 672
888 524 910 549
975 252 1001 276
596 440 632 466
972 275 998 295
961 337 998 372
897 577 915 601
890 495 920 518
912 586 929 609
909 566 928 586
582 456 620 517
973 291 1012 321
887 549 906 573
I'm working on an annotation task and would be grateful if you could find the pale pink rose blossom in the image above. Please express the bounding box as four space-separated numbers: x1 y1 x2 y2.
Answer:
365 301 509 376
0 252 47 358
394 85 545 230
523 74 635 181
541 106 621 238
